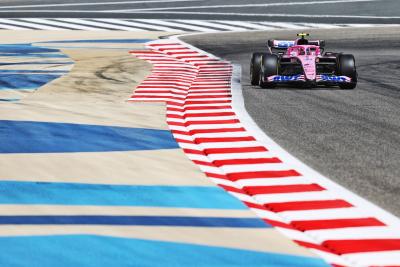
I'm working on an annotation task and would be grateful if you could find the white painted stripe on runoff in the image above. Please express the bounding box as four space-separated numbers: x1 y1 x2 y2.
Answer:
220 163 294 173
306 226 400 241
343 251 400 265
237 177 312 187
214 20 278 31
0 18 61 30
185 154 211 162
191 81 229 84
138 93 184 98
197 165 225 174
155 49 194 53
119 0 378 12
178 144 206 150
167 116 237 122
21 18 103 31
191 132 251 138
228 192 257 203
183 124 243 130
135 19 218 32
194 141 260 149
176 19 248 31
209 178 237 188
0 23 28 30
207 152 274 160
152 63 193 67
257 22 308 29
59 18 140 31
180 108 233 114
254 191 335 204
275 227 316 243
133 11 400 20
173 134 195 141
0 0 203 9
279 207 370 221
186 92 231 97
250 207 288 222
2 11 399 22
135 90 185 94
299 23 343 29
0 18 383 32
138 87 187 91
96 19 179 31
143 79 191 83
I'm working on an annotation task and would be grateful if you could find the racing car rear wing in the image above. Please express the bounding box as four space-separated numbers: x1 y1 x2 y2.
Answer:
267 40 325 49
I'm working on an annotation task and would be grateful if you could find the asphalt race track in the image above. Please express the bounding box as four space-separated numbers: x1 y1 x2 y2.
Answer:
182 26 400 217
0 0 399 24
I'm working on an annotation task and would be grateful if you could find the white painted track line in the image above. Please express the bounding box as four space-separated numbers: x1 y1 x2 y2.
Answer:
135 19 219 32
0 18 61 30
0 0 203 10
176 20 248 31
21 18 103 30
59 18 141 31
99 19 184 32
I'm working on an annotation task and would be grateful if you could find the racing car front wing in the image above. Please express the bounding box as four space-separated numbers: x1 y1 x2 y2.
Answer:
267 75 351 83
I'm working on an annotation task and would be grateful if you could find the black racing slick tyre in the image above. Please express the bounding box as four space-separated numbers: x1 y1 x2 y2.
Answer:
338 54 357 89
250 52 265 86
259 54 278 88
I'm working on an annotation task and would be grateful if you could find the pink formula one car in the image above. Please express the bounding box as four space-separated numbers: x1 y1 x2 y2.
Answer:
250 33 357 89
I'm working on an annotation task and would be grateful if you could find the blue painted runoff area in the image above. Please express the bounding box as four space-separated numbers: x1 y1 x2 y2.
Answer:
0 235 330 267
38 39 153 44
0 216 267 228
0 74 61 90
0 70 69 73
0 181 247 210
0 61 73 65
0 43 72 91
0 44 59 54
0 120 179 153
0 53 68 58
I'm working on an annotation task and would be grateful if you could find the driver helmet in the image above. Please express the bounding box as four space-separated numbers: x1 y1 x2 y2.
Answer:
296 32 310 45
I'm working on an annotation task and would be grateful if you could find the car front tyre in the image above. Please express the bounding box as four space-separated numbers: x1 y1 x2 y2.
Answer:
250 52 265 86
338 54 357 89
259 54 278 89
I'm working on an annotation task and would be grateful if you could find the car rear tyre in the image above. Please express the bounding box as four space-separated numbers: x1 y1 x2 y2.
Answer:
250 52 265 86
259 54 278 88
338 54 357 89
